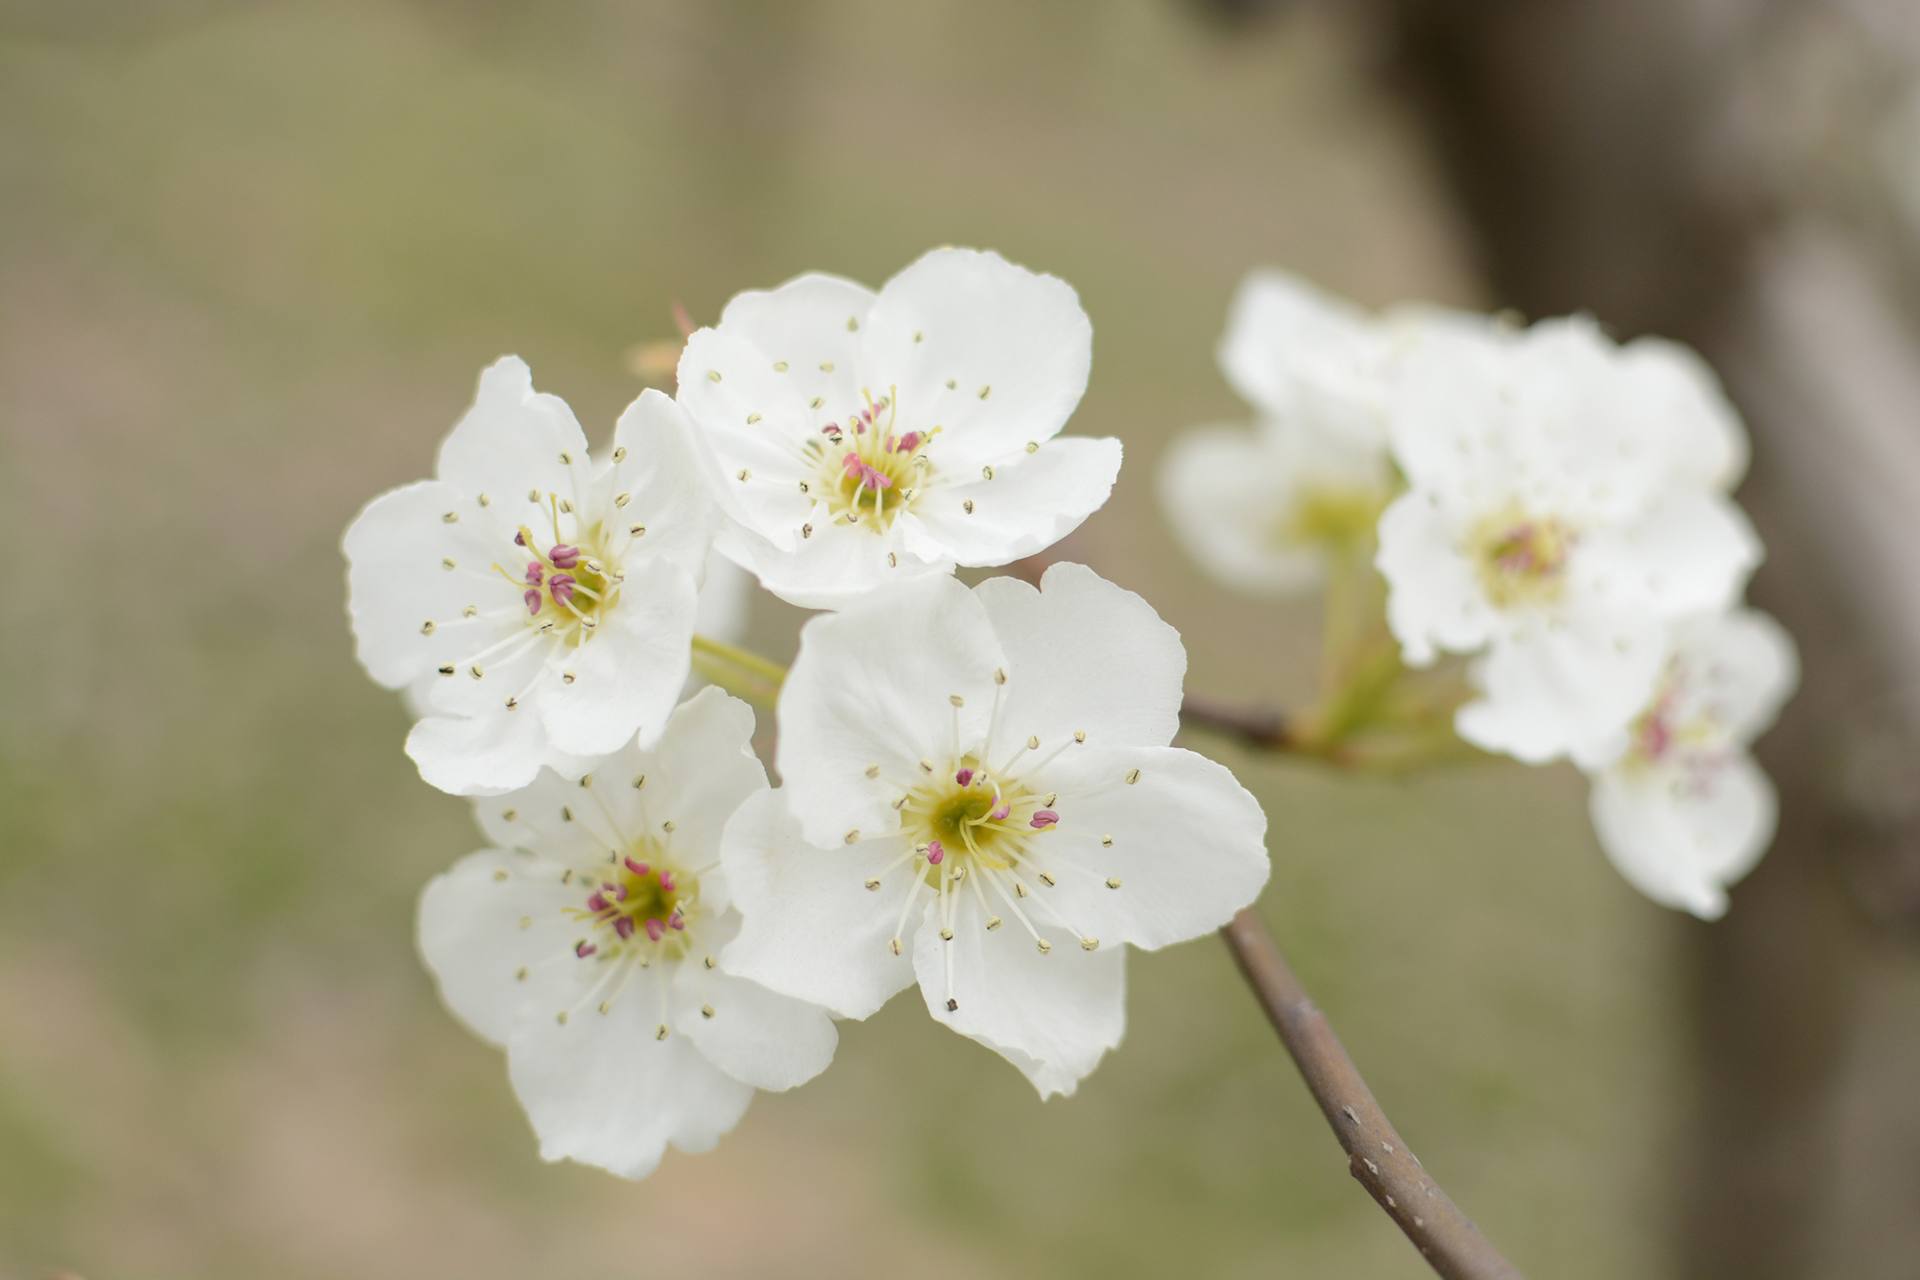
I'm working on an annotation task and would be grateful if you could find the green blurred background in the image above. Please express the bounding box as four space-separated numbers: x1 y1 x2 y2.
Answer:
3 3 1914 1277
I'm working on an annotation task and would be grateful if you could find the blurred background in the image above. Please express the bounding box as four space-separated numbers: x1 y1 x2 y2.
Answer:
4 2 1918 1276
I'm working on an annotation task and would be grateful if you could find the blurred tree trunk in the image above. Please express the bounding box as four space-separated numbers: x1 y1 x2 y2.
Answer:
1376 2 1920 1277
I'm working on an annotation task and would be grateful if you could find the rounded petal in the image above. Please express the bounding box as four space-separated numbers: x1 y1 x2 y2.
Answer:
473 687 766 893
1589 755 1776 919
908 435 1121 568
860 248 1092 470
435 356 593 519
406 706 555 796
675 328 819 543
971 562 1186 750
417 848 582 1047
715 510 950 612
1023 744 1270 950
718 790 921 1019
1375 491 1496 666
1574 490 1761 622
1218 270 1385 440
1619 335 1750 491
535 558 698 756
912 890 1126 1099
673 943 840 1093
694 545 753 643
712 270 876 415
1673 608 1798 745
505 975 755 1180
343 479 519 689
1160 422 1389 595
1456 618 1668 764
776 573 1007 846
606 389 721 575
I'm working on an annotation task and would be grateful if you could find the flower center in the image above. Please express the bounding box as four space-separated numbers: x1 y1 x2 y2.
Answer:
898 755 1061 883
496 513 623 648
803 393 935 532
1275 483 1389 552
567 840 699 958
1471 509 1574 607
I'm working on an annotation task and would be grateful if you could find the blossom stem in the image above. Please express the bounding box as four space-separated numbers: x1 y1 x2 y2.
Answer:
690 634 786 708
1219 908 1524 1280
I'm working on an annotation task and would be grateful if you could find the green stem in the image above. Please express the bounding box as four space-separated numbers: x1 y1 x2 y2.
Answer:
691 634 787 709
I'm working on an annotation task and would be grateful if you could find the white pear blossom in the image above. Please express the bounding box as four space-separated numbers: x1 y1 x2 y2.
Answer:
1584 609 1797 919
1376 317 1763 763
345 357 717 795
1159 422 1392 594
417 688 838 1179
1163 272 1497 593
719 564 1269 1097
675 248 1121 609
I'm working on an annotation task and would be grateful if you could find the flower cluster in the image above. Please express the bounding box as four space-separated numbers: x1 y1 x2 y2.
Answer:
1164 271 1796 919
345 250 1270 1178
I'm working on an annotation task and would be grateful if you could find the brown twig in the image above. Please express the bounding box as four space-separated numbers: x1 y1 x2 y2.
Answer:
1178 693 1298 750
1220 909 1524 1280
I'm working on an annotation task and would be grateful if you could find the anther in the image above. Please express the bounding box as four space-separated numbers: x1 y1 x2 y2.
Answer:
613 446 628 463
1026 441 1039 453
844 829 860 845
1039 872 1057 887
889 937 903 956
421 620 436 635
492 868 509 882
986 916 1003 931
1074 730 1087 743
701 1004 715 1019
1101 834 1113 847
1125 768 1142 785
632 773 647 789
982 465 994 480
939 927 954 941
1106 877 1123 889
945 998 959 1012
949 694 965 708
978 384 992 400
1035 938 1051 954
773 360 789 372
864 878 882 891
703 956 716 969
438 663 455 676
925 841 945 866
955 768 974 786
746 413 762 425
556 1011 569 1026
1080 937 1100 951
657 1024 670 1040
962 499 975 514
865 764 881 778
707 370 722 382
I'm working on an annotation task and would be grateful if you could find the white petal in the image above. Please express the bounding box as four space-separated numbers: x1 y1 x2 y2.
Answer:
1023 745 1270 950
469 765 623 867
505 972 755 1180
605 389 720 575
1218 270 1385 440
675 328 818 544
908 435 1121 568
1619 335 1750 491
1670 608 1799 745
435 356 593 519
1573 490 1761 622
776 573 1007 846
1589 755 1776 919
715 510 951 612
694 545 753 643
343 479 516 689
1456 618 1667 764
714 270 876 409
912 890 1126 1099
972 563 1186 750
535 558 698 756
718 790 921 1019
860 248 1092 471
417 848 582 1047
1159 422 1388 595
406 706 556 796
1375 492 1496 666
673 938 839 1093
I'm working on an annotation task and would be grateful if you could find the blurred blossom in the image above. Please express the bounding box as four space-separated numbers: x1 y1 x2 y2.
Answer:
343 359 719 795
418 689 838 1179
1582 610 1798 919
1377 317 1762 764
677 248 1121 610
720 565 1269 1098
